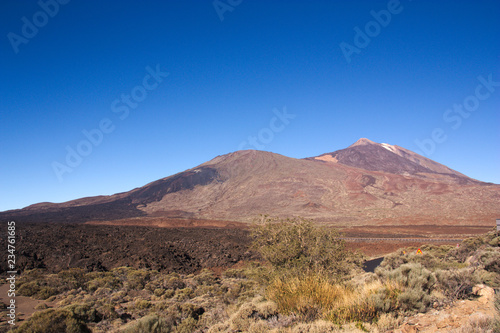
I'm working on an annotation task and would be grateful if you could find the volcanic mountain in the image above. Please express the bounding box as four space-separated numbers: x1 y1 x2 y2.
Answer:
2 139 499 226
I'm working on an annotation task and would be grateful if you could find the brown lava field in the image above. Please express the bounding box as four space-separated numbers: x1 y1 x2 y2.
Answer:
0 222 257 275
1 220 494 275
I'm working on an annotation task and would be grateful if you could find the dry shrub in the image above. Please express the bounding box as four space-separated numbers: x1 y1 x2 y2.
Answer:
176 317 198 333
448 236 487 263
198 303 229 330
324 280 400 324
266 275 345 321
228 297 278 331
266 275 399 324
163 274 186 290
174 287 193 301
12 308 91 333
121 314 172 333
86 274 122 292
377 263 436 312
246 320 270 333
380 245 462 272
98 303 119 320
207 322 230 333
251 217 357 281
223 268 248 279
194 269 218 286
435 268 479 301
288 320 366 332
222 277 261 304
470 247 500 276
35 303 49 310
135 299 152 310
375 313 402 332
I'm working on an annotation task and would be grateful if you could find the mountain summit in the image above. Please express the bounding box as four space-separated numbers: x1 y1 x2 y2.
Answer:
349 138 377 147
313 138 471 183
2 139 498 226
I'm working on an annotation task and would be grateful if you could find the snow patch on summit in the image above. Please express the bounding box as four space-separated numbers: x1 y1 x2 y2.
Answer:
381 143 395 153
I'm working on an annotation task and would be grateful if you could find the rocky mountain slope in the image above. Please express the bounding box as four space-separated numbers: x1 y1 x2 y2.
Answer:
2 139 499 226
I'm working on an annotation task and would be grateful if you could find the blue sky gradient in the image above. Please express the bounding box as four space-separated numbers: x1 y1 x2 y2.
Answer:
1 0 499 211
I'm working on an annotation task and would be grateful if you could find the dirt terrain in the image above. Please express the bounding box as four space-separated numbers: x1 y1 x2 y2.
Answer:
0 221 497 332
395 285 498 332
0 283 47 326
86 217 248 229
340 225 493 238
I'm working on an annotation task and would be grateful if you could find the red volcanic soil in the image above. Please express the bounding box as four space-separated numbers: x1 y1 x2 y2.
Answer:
340 224 494 258
339 225 493 239
86 217 248 229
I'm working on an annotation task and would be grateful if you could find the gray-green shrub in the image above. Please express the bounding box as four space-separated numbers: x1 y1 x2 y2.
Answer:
251 216 358 280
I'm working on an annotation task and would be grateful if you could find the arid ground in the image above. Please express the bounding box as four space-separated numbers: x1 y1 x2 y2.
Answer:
0 220 498 332
1 220 494 276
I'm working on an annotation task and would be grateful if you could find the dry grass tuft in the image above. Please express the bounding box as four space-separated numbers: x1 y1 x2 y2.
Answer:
266 274 402 324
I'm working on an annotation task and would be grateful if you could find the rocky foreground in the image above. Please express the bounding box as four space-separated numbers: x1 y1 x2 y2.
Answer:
395 284 497 332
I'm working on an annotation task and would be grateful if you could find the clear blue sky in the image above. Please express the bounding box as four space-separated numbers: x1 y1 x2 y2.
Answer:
1 0 499 211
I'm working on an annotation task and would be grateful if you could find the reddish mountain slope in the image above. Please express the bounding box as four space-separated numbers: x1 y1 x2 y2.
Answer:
1 139 498 226
311 138 475 184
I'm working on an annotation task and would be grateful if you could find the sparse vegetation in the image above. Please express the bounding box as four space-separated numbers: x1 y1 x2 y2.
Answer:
4 222 499 332
251 216 362 281
13 308 92 333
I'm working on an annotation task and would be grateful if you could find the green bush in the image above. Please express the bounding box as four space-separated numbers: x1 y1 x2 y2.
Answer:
377 263 435 312
12 309 91 333
474 248 500 274
193 269 217 286
121 314 172 333
65 303 101 323
135 299 152 310
163 289 175 298
448 235 487 263
86 274 122 292
251 216 357 280
58 268 88 290
17 268 95 300
175 287 194 301
176 317 198 333
223 268 248 279
162 274 186 290
435 268 479 301
98 303 119 320
127 269 152 290
228 297 277 331
17 280 58 300
154 288 166 297
17 280 42 297
368 283 401 313
380 245 462 272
